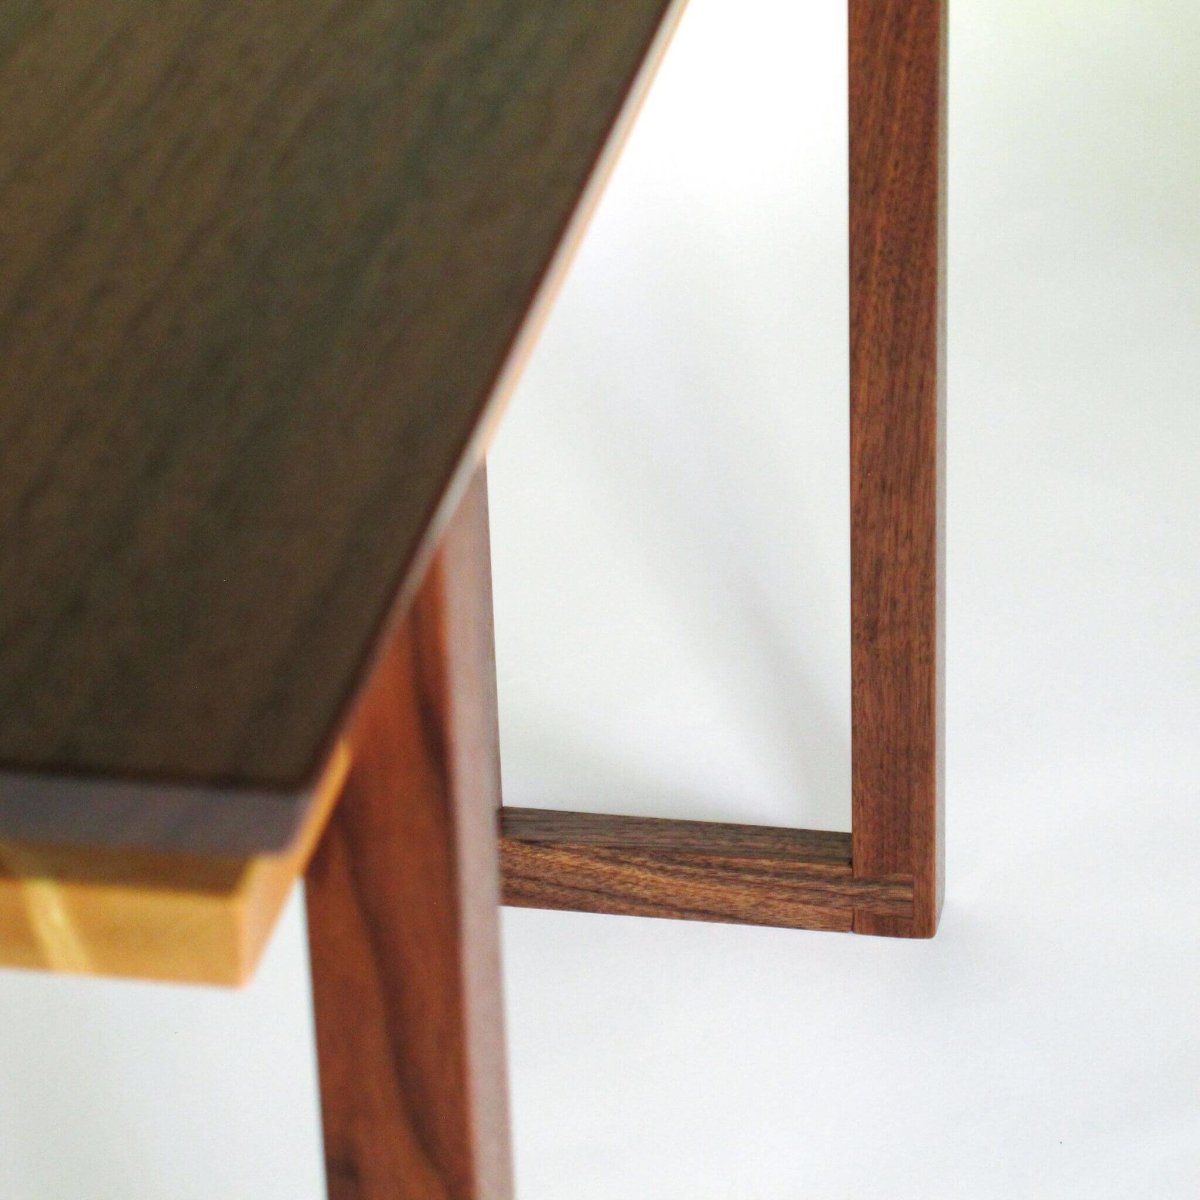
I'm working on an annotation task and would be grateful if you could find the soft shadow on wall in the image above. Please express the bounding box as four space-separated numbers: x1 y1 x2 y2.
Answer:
488 0 852 834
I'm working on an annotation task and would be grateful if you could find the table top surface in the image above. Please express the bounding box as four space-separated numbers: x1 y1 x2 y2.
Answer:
0 0 677 854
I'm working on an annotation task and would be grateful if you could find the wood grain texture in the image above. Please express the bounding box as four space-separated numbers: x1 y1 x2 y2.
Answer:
0 0 683 855
849 0 947 937
501 809 913 932
305 470 512 1200
0 740 349 984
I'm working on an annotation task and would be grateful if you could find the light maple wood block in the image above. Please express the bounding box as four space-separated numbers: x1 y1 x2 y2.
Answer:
0 743 350 986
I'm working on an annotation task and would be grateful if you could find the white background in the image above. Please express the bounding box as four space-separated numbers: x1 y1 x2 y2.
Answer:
2 2 1198 1196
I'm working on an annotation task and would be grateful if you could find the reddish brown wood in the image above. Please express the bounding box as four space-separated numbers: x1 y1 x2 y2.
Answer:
305 470 511 1200
501 808 913 931
849 0 948 937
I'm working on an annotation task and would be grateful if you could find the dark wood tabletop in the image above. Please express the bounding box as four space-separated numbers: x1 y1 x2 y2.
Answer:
0 0 677 854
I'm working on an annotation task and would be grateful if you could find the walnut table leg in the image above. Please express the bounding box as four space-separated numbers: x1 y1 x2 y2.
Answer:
849 0 948 937
305 469 512 1199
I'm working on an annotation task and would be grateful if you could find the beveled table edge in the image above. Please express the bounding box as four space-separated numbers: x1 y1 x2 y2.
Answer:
0 768 310 856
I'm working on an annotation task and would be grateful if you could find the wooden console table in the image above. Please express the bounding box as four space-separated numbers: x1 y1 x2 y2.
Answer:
0 1 945 1194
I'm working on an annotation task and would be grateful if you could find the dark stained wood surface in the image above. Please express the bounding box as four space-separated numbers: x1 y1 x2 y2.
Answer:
501 808 914 932
306 470 512 1200
0 0 681 853
848 0 947 937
